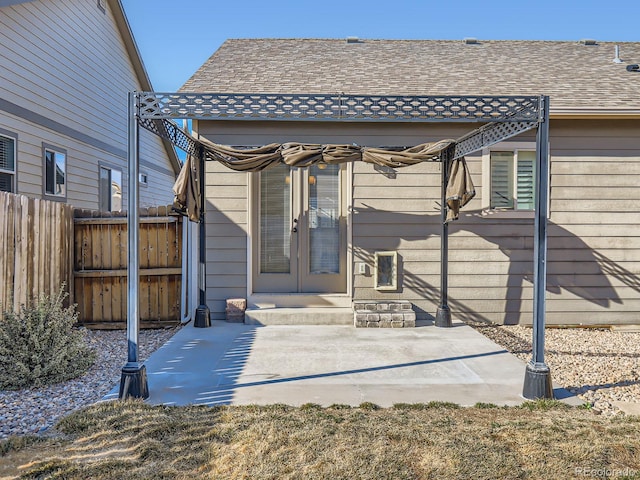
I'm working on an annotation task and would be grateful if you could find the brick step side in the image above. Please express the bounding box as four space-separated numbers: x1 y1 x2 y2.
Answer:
352 301 416 328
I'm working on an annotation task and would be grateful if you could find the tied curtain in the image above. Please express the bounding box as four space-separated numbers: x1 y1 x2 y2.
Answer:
173 137 475 222
199 137 456 170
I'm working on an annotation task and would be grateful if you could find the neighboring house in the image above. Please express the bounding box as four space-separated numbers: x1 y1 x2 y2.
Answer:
180 38 640 326
0 0 180 210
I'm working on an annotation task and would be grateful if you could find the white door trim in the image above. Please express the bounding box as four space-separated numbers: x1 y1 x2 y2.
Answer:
246 163 353 308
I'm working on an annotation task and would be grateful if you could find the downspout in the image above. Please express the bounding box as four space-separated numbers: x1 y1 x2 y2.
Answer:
180 217 192 324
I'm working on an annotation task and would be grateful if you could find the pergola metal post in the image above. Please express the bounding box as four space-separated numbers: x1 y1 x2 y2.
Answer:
523 95 553 399
435 146 453 327
194 147 211 328
119 91 148 400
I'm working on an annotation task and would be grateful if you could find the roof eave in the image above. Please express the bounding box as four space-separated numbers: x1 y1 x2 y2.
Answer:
550 108 640 119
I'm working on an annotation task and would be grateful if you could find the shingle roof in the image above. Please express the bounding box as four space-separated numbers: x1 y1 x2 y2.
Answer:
181 39 640 110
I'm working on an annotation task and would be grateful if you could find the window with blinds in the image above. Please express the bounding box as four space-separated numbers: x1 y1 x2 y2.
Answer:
308 164 340 274
0 134 16 193
259 164 291 273
490 152 514 209
490 150 535 211
515 151 535 210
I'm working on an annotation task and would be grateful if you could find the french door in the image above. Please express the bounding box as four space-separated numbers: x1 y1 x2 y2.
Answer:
252 163 347 293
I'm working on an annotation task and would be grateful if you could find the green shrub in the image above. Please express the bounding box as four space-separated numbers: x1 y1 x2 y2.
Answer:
0 289 95 390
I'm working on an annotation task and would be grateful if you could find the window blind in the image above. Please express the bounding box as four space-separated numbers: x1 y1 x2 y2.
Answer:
260 164 291 273
308 165 340 274
516 151 535 210
490 152 514 209
0 173 12 193
0 136 14 172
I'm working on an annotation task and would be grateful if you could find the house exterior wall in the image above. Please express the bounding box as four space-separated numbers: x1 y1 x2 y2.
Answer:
0 0 176 209
197 118 640 325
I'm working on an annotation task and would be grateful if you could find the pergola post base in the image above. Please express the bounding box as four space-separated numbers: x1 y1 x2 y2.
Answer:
194 305 211 328
523 362 553 400
119 363 149 400
435 305 452 328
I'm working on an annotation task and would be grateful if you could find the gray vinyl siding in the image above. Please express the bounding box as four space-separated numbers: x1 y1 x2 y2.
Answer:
0 0 176 209
198 118 640 325
199 125 249 319
544 119 640 326
445 119 640 325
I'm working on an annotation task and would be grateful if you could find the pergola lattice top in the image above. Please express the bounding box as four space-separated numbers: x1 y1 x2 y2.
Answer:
138 93 542 123
137 93 545 161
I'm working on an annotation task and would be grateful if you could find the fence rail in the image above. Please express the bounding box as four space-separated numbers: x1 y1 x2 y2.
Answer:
0 192 183 329
0 191 74 311
73 206 182 329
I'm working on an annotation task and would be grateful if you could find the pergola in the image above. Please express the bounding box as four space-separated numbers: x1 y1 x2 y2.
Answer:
120 92 553 401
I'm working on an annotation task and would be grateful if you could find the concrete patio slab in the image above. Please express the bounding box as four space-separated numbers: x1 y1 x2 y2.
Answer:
105 320 577 407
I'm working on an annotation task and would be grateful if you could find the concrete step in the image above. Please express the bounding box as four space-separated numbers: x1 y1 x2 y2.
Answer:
249 294 351 308
244 307 353 326
611 325 640 333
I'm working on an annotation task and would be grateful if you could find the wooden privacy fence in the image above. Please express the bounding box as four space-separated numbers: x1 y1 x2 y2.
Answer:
74 206 183 328
0 191 74 312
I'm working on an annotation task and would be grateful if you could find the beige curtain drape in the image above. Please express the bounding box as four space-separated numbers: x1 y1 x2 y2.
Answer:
445 157 476 222
173 138 475 222
172 153 201 222
199 137 455 171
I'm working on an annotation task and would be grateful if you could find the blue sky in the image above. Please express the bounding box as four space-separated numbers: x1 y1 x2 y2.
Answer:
121 0 640 92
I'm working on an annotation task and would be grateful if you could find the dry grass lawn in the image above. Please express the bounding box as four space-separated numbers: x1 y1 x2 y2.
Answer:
1 400 639 479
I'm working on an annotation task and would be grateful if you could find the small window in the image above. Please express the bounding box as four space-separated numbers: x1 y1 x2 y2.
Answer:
374 251 398 291
43 145 66 199
139 173 148 185
0 133 16 193
99 166 122 211
489 150 535 211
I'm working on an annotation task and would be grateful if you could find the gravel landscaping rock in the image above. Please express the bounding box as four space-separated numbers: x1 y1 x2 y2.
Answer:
0 326 180 439
471 323 640 416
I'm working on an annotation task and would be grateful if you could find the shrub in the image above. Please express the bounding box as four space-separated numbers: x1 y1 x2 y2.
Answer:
0 289 95 390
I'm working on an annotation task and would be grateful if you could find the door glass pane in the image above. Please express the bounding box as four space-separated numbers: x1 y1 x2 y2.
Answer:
260 164 291 273
308 164 340 274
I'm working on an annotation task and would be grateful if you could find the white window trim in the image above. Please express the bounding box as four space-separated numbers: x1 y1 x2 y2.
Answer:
0 132 17 193
481 142 536 219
